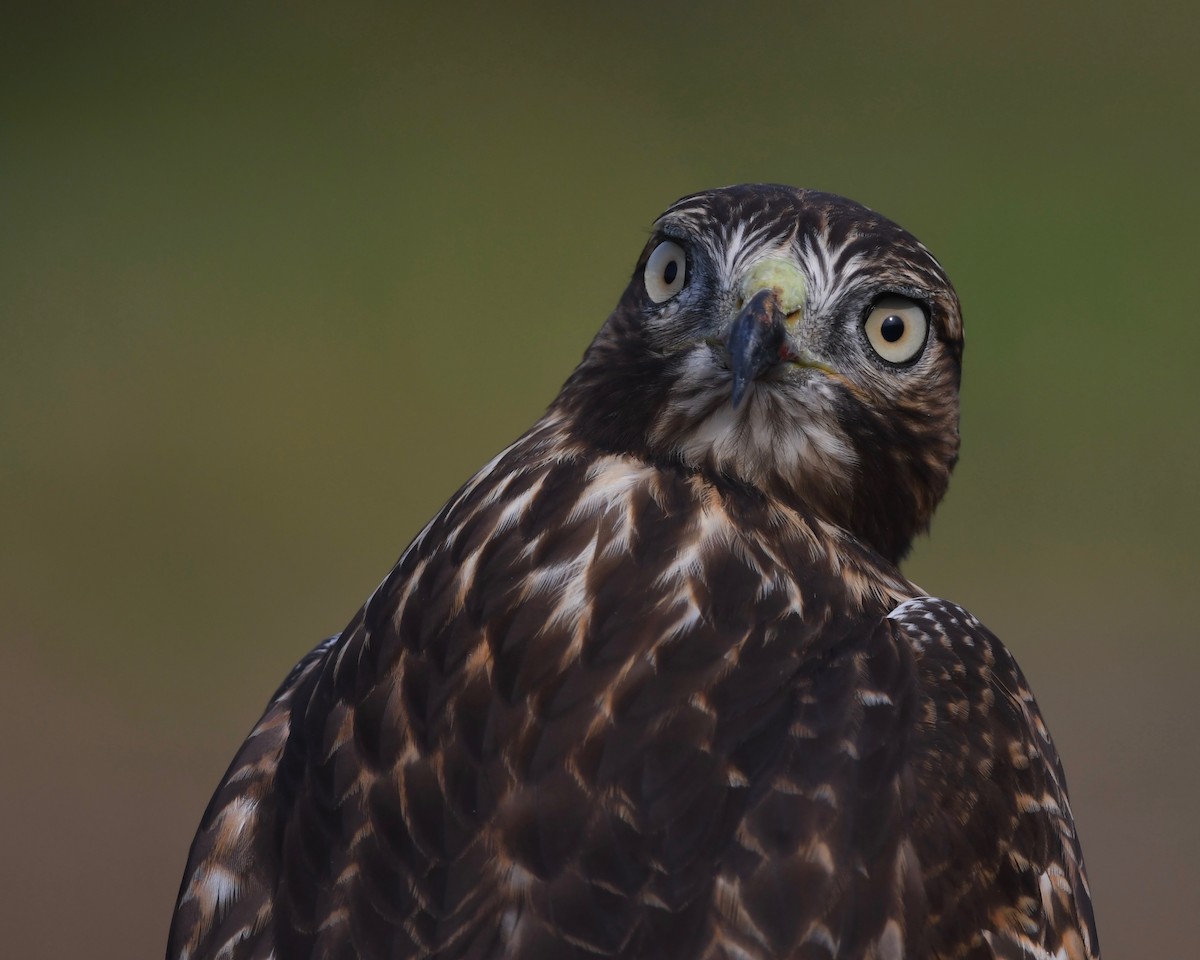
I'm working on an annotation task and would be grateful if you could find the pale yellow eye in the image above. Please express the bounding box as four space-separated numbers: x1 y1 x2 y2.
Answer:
644 240 687 303
864 296 928 364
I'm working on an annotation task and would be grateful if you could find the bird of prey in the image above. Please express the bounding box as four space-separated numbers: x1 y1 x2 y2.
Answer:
168 184 1099 960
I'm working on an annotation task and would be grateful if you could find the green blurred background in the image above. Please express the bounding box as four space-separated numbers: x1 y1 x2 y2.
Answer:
2 2 1196 956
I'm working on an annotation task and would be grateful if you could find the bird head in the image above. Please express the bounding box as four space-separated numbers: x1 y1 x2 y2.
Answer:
556 184 964 563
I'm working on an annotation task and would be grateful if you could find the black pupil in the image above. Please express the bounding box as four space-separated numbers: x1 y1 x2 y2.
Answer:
663 259 678 285
880 315 905 343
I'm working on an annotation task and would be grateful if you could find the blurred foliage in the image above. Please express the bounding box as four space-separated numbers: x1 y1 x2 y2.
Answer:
1 2 1196 956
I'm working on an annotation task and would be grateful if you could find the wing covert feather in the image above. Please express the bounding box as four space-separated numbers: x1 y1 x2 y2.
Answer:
168 455 1097 960
167 634 340 960
888 597 1099 960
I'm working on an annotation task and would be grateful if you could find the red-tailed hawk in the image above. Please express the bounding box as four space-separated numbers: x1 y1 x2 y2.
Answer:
169 184 1099 960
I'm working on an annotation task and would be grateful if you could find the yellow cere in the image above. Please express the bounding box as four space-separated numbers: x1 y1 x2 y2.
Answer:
739 258 807 320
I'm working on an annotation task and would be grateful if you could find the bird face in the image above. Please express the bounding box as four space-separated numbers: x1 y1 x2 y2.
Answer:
559 184 964 562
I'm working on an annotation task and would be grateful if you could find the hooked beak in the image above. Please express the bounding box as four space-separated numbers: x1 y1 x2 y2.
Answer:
725 288 789 409
722 259 839 408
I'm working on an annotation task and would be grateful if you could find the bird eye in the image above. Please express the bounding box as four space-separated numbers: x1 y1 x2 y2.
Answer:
644 240 688 303
864 296 928 364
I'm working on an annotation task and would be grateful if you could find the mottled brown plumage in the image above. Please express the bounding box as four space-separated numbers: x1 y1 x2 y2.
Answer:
169 185 1098 960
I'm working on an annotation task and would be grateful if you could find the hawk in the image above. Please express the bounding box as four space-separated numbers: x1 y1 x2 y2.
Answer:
169 184 1099 960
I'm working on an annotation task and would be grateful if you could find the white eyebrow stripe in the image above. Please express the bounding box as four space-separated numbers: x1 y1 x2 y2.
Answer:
793 233 871 311
720 221 747 276
661 205 882 316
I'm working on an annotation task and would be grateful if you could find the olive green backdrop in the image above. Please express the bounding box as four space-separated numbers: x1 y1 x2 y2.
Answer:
2 3 1196 956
